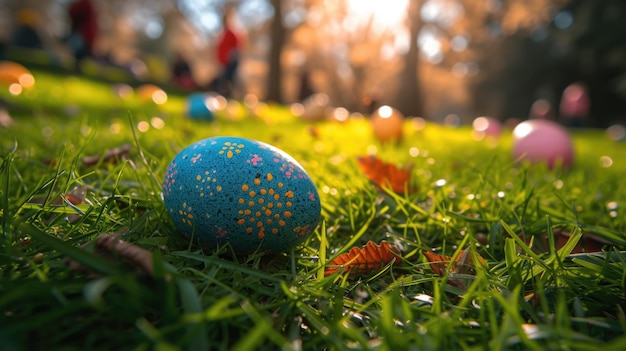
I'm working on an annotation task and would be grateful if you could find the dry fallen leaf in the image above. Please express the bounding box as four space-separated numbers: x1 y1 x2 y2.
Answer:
356 155 416 195
325 240 402 276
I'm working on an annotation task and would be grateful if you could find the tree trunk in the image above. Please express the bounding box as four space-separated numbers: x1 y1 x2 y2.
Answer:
266 0 285 103
392 0 424 117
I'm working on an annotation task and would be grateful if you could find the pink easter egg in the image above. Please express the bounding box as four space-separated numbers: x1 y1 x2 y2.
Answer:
512 120 574 169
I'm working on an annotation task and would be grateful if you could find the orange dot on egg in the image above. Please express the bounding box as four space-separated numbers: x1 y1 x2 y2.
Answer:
242 184 249 191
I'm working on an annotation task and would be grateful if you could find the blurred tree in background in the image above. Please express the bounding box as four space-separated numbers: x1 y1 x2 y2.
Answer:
1 0 624 126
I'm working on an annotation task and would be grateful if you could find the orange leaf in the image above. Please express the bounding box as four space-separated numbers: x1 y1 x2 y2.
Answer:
356 155 416 195
325 240 402 276
423 250 486 288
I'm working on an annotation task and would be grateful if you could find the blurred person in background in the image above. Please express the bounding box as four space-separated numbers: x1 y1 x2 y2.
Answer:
11 9 43 50
211 9 240 98
65 0 98 71
171 53 196 90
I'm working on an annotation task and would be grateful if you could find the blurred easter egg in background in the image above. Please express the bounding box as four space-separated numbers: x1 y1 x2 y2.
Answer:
512 119 574 169
186 92 215 121
371 105 404 143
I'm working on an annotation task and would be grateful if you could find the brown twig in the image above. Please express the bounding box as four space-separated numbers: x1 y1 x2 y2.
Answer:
82 144 132 167
66 229 162 279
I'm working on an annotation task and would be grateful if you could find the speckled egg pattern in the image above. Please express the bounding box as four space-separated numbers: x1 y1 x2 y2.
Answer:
162 136 321 254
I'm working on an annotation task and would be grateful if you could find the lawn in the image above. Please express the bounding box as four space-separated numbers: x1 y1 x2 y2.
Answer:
1 68 626 350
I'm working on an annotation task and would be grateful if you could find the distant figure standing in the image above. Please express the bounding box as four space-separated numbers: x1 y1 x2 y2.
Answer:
171 53 196 90
66 0 98 71
559 82 590 128
12 9 43 50
298 69 314 102
213 12 240 97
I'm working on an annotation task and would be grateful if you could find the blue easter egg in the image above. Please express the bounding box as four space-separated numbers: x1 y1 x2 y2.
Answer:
186 93 214 121
162 136 321 254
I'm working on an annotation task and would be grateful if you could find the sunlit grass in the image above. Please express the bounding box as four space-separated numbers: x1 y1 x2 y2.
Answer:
1 70 626 350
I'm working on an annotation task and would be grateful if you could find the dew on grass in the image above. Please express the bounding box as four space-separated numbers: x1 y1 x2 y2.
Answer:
472 299 481 309
314 141 324 153
137 121 150 132
607 201 619 218
412 117 426 131
330 154 345 165
417 169 433 179
413 294 434 305
600 155 613 168
110 123 122 134
553 179 564 189
427 157 435 165
9 83 25 96
434 179 447 187
41 126 53 138
150 116 165 129
497 191 505 198
80 125 92 136
521 324 540 338
409 147 420 157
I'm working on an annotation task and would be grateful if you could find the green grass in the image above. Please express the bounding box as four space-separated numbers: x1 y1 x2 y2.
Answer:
1 69 626 350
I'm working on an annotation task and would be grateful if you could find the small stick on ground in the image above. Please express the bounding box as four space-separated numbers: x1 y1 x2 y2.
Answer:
66 229 163 279
82 144 132 167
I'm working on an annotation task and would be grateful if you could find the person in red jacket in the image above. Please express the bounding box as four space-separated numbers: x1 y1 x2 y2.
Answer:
212 11 240 97
66 0 98 71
